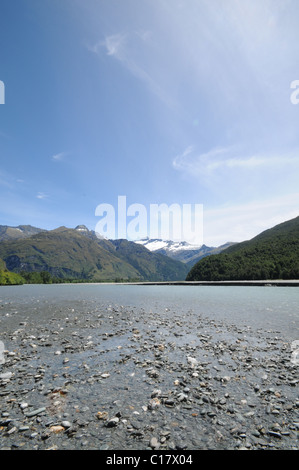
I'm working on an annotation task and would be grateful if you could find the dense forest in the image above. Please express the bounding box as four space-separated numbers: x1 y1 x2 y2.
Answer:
187 216 299 281
0 270 25 285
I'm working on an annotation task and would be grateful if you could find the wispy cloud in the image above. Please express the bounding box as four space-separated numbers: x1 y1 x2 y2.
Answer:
173 144 299 207
88 31 176 108
0 169 23 189
173 146 232 175
51 152 67 161
104 33 127 57
204 192 299 246
173 145 299 177
36 192 49 200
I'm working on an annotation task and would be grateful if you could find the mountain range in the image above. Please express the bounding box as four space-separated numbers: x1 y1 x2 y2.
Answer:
0 225 190 282
135 238 235 266
1 215 298 284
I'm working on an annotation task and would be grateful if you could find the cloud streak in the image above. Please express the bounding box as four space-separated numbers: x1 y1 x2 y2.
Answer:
203 192 299 246
89 31 177 108
173 145 299 176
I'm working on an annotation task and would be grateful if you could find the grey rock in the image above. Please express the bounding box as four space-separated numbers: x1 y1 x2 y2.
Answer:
61 420 72 429
24 407 46 418
150 437 159 449
0 372 13 380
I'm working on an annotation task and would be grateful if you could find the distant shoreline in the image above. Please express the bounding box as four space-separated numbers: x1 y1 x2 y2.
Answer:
44 280 299 287
131 280 299 287
2 279 299 287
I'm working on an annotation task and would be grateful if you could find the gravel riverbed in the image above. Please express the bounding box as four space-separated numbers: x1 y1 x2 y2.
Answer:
0 295 298 450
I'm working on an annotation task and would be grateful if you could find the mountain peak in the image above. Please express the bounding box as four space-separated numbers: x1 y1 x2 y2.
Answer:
75 225 89 232
134 237 234 267
135 238 203 252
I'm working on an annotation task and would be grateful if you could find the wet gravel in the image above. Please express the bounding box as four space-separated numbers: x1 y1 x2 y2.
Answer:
0 294 298 450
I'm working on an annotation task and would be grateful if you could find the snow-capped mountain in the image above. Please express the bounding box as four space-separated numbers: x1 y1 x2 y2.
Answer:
135 238 202 252
134 238 235 266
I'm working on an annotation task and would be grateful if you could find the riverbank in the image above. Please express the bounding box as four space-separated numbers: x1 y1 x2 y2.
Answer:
2 279 299 288
131 280 299 287
0 289 298 450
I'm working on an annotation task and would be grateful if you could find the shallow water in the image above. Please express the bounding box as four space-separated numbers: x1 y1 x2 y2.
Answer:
0 284 298 340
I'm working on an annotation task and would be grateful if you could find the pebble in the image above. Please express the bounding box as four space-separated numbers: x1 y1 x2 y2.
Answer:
0 296 298 451
0 372 13 380
19 403 29 410
106 417 119 428
150 437 159 449
61 421 71 429
50 425 65 434
24 407 46 418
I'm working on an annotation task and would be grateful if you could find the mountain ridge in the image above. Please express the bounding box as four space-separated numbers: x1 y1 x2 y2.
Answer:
186 215 299 281
135 237 236 266
0 224 45 242
2 216 298 283
0 225 189 282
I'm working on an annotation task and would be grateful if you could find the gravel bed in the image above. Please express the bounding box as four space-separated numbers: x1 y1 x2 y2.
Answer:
0 298 298 450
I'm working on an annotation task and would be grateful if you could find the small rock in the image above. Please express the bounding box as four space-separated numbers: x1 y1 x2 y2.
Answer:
177 393 188 402
150 437 159 449
222 376 231 383
20 402 29 410
7 426 17 435
24 407 46 418
165 399 175 407
19 426 30 432
187 357 198 367
107 417 119 427
50 425 65 434
61 421 71 429
0 372 13 380
101 373 110 379
148 398 161 410
268 431 282 439
97 411 109 420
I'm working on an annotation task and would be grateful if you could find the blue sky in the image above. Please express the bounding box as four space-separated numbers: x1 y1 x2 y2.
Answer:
0 0 299 245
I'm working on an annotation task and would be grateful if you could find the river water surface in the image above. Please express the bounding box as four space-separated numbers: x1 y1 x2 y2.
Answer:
1 284 298 339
